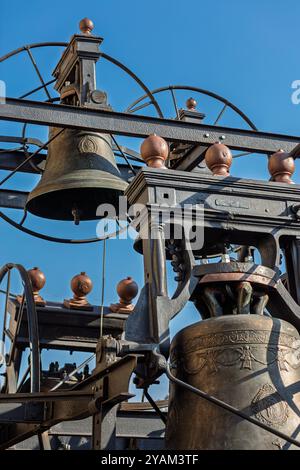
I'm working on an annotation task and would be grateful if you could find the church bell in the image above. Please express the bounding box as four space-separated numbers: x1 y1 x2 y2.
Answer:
26 127 128 221
166 314 300 450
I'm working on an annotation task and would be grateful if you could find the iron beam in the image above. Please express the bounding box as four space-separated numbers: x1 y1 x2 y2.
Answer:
1 98 300 158
0 189 27 209
0 149 139 182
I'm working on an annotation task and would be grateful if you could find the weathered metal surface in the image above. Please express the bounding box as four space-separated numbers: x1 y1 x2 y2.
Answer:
166 315 300 450
126 167 300 268
0 189 28 210
2 98 300 154
7 299 127 352
26 127 127 221
0 355 137 449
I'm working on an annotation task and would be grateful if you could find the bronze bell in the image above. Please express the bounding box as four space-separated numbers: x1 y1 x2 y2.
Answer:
166 315 300 450
26 127 128 221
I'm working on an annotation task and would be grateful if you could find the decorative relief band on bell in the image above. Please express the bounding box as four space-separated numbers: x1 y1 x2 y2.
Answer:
172 345 300 375
171 329 299 356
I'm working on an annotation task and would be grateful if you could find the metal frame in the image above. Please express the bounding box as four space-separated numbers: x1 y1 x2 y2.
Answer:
1 98 300 157
1 23 300 451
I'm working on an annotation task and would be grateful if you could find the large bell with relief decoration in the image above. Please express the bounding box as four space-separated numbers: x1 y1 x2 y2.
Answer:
26 127 128 221
166 314 300 450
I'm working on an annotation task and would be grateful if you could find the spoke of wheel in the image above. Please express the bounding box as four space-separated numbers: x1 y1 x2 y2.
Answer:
50 353 95 391
7 291 25 366
111 135 137 175
19 78 56 100
25 47 51 100
1 270 11 355
144 388 167 425
0 128 64 187
128 100 153 114
16 360 30 392
233 151 253 158
99 238 107 339
214 103 227 125
19 210 27 226
170 87 179 119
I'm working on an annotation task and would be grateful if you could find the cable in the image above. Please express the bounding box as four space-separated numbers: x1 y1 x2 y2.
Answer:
99 238 107 338
111 135 137 176
165 362 300 448
0 129 64 187
144 388 167 425
0 210 130 244
50 354 95 392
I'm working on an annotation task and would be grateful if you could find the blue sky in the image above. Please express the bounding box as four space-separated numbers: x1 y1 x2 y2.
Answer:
1 0 300 398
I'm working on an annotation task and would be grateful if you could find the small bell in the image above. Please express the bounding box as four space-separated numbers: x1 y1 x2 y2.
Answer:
26 128 128 221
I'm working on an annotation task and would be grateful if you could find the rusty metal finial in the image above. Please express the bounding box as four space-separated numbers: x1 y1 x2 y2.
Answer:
64 271 93 310
268 149 295 184
186 97 197 110
17 267 46 306
205 142 233 176
79 18 94 35
110 276 138 314
140 134 169 168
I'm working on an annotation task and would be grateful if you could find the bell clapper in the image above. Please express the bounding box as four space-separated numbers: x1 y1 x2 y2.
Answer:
72 205 81 226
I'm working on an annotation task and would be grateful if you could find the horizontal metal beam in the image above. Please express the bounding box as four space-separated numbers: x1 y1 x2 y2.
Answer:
1 98 300 156
0 149 139 181
0 149 45 173
0 188 28 209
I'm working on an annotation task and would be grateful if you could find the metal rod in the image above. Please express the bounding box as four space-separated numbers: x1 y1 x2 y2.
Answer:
0 129 64 187
19 210 27 226
165 363 300 448
100 238 107 338
1 270 11 354
0 264 41 393
0 210 128 244
144 389 167 425
50 354 95 392
214 103 227 125
17 362 30 392
2 98 299 155
128 101 153 114
126 84 257 130
25 47 51 100
233 151 253 158
19 78 56 100
170 87 180 119
111 135 137 175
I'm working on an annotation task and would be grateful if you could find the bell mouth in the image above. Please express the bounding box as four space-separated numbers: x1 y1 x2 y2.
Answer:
26 187 127 221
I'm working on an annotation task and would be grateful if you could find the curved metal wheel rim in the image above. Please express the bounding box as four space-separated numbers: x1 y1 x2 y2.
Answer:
0 263 40 393
0 42 163 117
0 42 164 243
126 84 257 130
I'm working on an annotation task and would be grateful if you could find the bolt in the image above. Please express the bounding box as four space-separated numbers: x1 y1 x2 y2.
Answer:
220 135 226 140
204 133 210 138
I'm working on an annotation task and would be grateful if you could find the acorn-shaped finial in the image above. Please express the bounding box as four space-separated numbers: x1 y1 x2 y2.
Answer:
64 272 93 310
140 134 169 168
186 97 197 110
268 149 295 184
79 18 94 35
205 142 233 176
110 276 138 314
26 267 47 306
17 267 46 306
